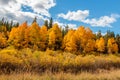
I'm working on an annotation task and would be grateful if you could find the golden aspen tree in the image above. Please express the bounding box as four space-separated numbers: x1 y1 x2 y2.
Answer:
0 32 7 48
8 27 18 45
8 22 28 48
74 26 85 52
73 26 94 53
85 27 94 39
24 27 30 48
40 25 48 50
84 39 95 53
82 27 94 53
107 38 118 53
67 35 78 52
48 23 62 50
48 30 56 50
16 22 28 48
63 26 94 53
62 30 76 52
95 37 105 53
27 22 41 50
62 29 72 50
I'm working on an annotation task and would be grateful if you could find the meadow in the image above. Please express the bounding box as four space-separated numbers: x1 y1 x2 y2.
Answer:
0 47 120 79
0 46 120 73
1 69 120 80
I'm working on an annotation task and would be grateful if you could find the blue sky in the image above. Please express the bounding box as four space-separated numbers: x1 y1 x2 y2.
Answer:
51 0 120 34
0 0 120 34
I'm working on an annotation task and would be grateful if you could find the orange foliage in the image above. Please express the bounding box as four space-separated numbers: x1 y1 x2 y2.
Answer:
107 38 118 53
95 37 105 52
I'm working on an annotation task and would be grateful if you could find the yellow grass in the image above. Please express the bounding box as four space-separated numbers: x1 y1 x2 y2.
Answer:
1 47 120 73
1 69 120 80
1 47 120 74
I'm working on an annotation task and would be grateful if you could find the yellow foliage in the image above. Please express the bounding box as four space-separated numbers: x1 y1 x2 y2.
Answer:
40 25 48 50
1 47 120 73
107 38 118 53
84 39 95 52
62 30 76 52
8 22 28 48
48 23 62 50
63 26 94 53
0 32 7 48
26 22 41 50
95 37 105 52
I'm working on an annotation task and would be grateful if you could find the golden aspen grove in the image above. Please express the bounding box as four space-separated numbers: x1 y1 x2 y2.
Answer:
0 17 120 80
1 0 120 79
0 18 120 75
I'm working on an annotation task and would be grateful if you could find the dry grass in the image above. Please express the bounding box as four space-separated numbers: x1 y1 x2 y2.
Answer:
1 47 120 74
0 69 120 80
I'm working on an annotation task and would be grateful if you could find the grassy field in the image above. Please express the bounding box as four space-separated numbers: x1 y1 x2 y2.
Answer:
1 47 120 79
0 69 120 80
1 47 120 74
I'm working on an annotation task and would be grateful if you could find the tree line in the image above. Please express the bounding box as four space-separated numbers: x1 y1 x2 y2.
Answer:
0 18 120 54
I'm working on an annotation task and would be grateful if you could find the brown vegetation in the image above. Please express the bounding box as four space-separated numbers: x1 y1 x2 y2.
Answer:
0 47 120 74
1 69 120 80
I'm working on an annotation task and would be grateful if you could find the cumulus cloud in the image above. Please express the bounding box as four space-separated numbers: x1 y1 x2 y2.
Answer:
58 10 89 21
54 21 77 29
17 0 56 17
58 10 120 27
67 24 77 29
0 0 56 24
83 14 120 27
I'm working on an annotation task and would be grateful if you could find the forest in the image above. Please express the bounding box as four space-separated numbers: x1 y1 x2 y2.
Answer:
0 18 120 80
0 18 120 54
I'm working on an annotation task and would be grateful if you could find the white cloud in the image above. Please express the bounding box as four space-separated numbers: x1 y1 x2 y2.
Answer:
83 14 120 27
58 10 120 27
54 21 77 29
17 0 56 17
0 0 56 24
95 32 107 36
58 10 89 21
67 24 77 29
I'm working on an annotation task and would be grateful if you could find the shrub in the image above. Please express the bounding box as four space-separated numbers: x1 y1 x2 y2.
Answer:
1 47 120 74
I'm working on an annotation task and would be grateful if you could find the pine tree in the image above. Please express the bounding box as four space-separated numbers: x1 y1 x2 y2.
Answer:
48 17 53 29
32 17 37 23
44 20 49 29
96 30 102 39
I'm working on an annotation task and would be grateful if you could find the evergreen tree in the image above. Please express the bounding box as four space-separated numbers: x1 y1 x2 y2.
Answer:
96 30 102 39
65 25 69 35
44 20 49 29
48 17 53 29
32 17 37 23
